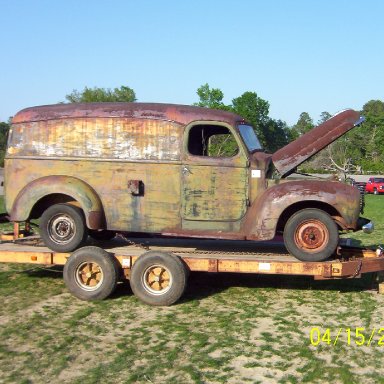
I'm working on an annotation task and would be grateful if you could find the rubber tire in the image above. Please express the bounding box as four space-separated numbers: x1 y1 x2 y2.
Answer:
283 208 339 262
130 251 188 306
63 246 119 301
40 203 88 252
374 188 379 195
89 230 116 241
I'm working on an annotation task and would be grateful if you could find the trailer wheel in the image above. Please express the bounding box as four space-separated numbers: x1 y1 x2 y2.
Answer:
284 208 339 262
40 203 88 252
64 246 119 301
130 251 188 306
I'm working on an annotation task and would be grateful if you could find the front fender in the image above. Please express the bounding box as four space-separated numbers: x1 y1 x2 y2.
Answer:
10 175 105 229
242 180 360 240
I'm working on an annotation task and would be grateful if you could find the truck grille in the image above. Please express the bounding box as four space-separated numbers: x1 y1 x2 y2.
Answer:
351 182 366 214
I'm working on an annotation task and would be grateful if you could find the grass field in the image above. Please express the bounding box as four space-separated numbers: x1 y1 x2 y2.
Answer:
1 195 384 383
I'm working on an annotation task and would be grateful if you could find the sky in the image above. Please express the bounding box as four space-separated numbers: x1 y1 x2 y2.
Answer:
0 0 383 125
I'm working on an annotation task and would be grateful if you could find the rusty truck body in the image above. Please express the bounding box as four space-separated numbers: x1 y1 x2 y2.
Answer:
4 103 372 261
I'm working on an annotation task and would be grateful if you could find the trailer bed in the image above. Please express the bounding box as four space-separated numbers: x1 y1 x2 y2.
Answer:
0 236 382 280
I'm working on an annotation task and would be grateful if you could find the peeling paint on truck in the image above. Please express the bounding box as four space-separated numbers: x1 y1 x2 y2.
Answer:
4 102 370 260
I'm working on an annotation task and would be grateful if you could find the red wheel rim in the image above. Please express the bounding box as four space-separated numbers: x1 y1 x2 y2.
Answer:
294 219 329 253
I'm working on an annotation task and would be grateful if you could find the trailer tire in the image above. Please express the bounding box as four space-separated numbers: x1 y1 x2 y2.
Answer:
64 246 119 301
130 251 188 306
284 208 339 262
40 203 88 252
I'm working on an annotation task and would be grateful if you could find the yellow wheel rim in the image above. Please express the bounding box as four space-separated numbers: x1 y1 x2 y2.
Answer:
142 265 172 295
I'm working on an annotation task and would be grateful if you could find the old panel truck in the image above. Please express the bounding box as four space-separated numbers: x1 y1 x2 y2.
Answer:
0 102 379 305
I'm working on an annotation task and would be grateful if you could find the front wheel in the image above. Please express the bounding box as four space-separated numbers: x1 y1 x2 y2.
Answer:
283 209 339 262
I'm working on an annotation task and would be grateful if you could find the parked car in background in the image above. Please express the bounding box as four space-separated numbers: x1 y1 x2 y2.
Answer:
353 181 367 195
365 177 384 194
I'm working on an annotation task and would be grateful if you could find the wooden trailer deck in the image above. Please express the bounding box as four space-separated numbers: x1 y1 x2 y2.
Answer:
1 235 384 305
0 236 383 280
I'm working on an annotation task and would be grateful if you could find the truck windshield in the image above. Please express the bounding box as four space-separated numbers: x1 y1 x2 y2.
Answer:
238 124 262 152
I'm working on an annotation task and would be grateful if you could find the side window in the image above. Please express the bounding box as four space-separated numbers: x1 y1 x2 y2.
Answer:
187 125 239 157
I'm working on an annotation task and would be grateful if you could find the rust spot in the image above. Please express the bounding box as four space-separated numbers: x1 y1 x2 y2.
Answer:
208 259 218 272
12 102 244 127
88 211 104 229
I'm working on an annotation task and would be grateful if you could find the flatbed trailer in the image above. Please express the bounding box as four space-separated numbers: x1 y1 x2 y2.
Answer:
0 235 384 306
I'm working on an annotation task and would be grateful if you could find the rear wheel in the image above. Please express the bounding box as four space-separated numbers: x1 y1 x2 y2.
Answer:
283 208 339 262
40 203 88 252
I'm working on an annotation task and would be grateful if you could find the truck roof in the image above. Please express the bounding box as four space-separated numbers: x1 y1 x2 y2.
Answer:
12 102 245 126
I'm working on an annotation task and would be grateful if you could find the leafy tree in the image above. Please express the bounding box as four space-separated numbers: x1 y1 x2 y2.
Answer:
363 100 384 125
231 92 269 125
263 119 290 152
290 112 314 139
193 85 384 172
361 100 384 167
65 85 136 103
317 111 332 125
194 85 289 153
194 83 229 110
231 91 271 148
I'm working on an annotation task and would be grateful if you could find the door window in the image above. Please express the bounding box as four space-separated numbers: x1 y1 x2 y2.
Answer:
187 125 239 158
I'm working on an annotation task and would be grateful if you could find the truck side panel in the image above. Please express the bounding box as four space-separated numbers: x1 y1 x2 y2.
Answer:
5 117 184 233
5 158 182 233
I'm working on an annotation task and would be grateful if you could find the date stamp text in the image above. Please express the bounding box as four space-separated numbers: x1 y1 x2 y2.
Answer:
310 327 384 346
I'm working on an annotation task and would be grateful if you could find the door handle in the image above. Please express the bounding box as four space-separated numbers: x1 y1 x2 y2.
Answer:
127 180 144 196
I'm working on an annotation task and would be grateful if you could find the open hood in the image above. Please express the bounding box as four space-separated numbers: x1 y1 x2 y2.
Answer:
272 109 364 177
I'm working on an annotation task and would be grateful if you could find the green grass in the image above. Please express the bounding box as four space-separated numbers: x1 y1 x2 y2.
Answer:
343 194 384 248
0 195 384 383
0 196 14 232
0 196 38 233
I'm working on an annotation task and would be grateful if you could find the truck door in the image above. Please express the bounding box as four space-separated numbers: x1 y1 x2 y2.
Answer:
181 123 248 222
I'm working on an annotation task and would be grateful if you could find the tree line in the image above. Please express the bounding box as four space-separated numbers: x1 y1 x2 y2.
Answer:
0 84 383 176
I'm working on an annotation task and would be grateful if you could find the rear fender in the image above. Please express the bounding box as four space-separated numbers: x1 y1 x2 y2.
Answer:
10 176 105 229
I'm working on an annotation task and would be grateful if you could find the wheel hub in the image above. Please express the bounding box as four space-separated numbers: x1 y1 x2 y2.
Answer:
48 214 76 244
142 265 172 295
295 220 329 252
56 221 70 236
75 262 104 291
